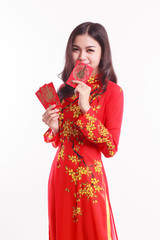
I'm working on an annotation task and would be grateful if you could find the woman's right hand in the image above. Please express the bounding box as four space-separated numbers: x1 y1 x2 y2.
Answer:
42 104 59 134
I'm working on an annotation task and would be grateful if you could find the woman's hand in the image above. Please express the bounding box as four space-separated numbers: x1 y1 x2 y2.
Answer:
72 80 91 114
42 104 59 134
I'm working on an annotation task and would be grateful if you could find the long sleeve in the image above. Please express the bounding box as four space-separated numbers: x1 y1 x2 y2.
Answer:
75 84 124 158
44 128 60 148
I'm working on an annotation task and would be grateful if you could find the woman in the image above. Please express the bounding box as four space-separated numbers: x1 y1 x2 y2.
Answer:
42 22 124 240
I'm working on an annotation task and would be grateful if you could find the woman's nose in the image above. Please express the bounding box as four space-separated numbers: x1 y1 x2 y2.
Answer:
78 51 86 61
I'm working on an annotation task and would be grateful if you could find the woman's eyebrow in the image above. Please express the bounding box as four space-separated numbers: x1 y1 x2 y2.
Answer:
72 44 96 48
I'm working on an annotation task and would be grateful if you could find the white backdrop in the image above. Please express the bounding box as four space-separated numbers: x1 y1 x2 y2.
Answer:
0 0 160 239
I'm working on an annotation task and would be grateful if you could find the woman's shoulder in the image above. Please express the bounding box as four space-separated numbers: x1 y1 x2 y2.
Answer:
106 79 123 97
107 79 123 92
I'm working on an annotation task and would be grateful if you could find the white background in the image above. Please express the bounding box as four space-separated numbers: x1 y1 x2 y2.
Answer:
0 0 160 239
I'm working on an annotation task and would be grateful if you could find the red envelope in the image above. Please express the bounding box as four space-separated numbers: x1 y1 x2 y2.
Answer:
66 60 94 88
46 82 61 108
35 89 48 109
40 84 46 94
35 82 61 109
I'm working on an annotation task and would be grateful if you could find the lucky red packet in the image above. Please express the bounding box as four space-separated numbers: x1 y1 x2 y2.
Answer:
66 60 94 88
35 82 61 109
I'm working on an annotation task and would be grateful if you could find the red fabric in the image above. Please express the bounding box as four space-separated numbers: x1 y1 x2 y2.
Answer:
44 75 124 240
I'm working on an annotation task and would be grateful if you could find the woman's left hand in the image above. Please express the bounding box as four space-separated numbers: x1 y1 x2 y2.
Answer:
72 80 91 114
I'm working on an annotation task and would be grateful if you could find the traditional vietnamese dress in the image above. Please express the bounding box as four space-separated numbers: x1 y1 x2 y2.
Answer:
44 74 124 240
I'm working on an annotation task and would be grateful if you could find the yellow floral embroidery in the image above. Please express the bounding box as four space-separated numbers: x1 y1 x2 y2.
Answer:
72 207 82 222
59 109 64 128
78 113 115 155
65 158 104 222
76 120 84 129
73 107 81 118
65 166 92 185
74 129 80 137
85 114 97 122
58 145 65 159
91 177 99 184
78 166 91 175
61 119 81 139
91 105 101 113
88 131 94 138
68 155 81 164
86 122 96 131
87 76 99 84
69 104 82 118
98 122 109 136
97 137 103 143
48 133 54 141
65 188 70 192
69 104 77 112
73 145 80 152
71 94 77 100
59 112 64 121
57 145 65 168
94 160 103 174
75 178 104 202
109 151 115 156
78 140 84 145
62 120 71 137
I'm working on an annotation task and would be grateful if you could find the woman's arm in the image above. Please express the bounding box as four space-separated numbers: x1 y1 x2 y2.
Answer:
75 85 124 157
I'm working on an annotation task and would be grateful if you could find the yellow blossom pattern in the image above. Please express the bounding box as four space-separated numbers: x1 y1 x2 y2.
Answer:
65 166 93 186
68 155 81 164
65 159 104 214
76 111 116 156
71 94 78 100
91 105 101 113
57 145 65 168
69 104 82 118
60 119 82 140
72 207 82 222
94 160 103 174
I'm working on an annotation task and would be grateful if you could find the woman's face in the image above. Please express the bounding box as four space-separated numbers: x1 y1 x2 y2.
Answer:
72 34 102 76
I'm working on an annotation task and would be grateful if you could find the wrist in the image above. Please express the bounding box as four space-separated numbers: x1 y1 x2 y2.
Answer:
51 128 58 135
82 104 90 114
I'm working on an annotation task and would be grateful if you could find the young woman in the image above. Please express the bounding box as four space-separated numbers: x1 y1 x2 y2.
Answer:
42 22 124 240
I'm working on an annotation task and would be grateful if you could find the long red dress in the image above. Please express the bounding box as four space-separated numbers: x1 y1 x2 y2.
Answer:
44 74 124 240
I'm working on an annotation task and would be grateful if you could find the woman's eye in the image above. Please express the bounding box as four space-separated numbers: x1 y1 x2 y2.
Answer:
72 48 79 52
87 49 94 52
